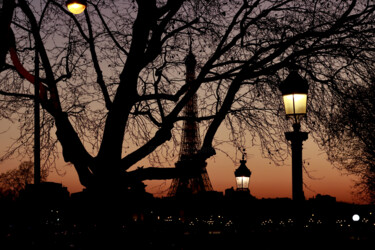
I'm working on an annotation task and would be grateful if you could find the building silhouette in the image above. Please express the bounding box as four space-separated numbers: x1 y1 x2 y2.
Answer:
20 181 70 204
1 180 374 249
167 51 213 196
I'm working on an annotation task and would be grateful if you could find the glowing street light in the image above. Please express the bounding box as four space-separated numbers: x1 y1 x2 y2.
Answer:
279 70 308 124
280 69 309 202
66 0 87 15
234 152 251 192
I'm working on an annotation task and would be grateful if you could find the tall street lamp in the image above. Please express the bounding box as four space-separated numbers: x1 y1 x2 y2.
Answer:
34 42 40 185
66 0 87 14
279 70 309 202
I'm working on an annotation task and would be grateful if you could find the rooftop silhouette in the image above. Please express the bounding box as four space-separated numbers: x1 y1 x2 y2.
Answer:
1 182 374 249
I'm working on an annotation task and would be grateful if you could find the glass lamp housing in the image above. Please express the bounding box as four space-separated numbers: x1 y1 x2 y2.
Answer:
66 0 87 14
283 93 307 117
279 70 308 122
234 159 251 191
236 176 250 190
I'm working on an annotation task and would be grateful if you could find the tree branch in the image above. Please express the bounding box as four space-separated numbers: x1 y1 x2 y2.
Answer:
127 166 178 181
0 90 33 99
84 9 113 110
54 112 94 184
0 0 15 70
92 3 129 56
138 93 178 102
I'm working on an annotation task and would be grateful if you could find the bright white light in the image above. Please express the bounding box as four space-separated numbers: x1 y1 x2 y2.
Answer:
283 94 307 116
352 214 360 222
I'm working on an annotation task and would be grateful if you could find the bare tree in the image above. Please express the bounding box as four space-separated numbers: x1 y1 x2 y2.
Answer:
1 0 375 197
0 161 48 197
310 66 375 204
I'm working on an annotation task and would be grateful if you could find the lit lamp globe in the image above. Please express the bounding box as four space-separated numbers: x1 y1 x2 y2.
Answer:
279 70 309 124
234 158 251 192
66 0 87 14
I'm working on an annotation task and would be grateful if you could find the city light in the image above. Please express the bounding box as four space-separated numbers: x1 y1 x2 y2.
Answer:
353 214 360 222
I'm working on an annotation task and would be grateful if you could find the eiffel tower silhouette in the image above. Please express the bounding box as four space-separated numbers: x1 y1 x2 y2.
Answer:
167 51 213 196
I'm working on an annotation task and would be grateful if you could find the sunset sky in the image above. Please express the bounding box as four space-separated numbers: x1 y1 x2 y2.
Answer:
144 134 359 203
0 116 360 204
52 136 361 203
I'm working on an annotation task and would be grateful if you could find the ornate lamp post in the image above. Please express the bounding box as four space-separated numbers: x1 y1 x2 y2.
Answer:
66 0 87 14
234 152 251 192
280 70 309 202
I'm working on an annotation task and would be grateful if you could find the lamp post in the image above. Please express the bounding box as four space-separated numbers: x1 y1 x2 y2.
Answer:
66 0 87 14
31 0 87 185
280 70 309 202
234 152 251 193
34 43 40 185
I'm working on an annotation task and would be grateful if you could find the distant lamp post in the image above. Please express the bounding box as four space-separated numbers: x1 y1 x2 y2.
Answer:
234 152 251 192
280 69 309 202
66 0 87 14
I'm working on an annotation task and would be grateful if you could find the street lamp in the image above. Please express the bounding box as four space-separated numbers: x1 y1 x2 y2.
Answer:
234 152 251 192
34 42 40 185
279 70 308 125
66 0 87 14
280 69 309 202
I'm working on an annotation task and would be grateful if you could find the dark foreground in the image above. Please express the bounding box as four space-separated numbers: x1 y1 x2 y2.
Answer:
1 188 374 249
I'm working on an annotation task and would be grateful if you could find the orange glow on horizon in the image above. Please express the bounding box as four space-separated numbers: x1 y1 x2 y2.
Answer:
0 120 361 204
143 139 360 204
